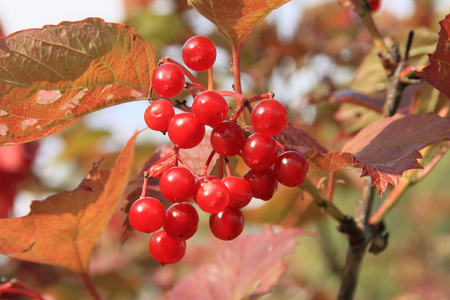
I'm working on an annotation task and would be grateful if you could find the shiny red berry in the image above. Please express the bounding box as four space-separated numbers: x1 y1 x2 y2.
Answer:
159 166 196 203
144 99 175 133
152 63 185 98
209 208 245 240
274 151 308 187
128 197 166 233
164 202 199 240
196 180 230 213
192 91 229 128
182 36 217 71
244 168 278 201
149 229 186 265
242 133 279 170
251 100 288 137
222 176 253 209
210 121 245 156
167 112 205 149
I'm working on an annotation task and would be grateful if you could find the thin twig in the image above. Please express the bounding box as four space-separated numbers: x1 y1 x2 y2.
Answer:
302 178 346 223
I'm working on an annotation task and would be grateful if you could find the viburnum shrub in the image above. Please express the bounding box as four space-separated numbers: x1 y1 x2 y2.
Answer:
1 0 450 300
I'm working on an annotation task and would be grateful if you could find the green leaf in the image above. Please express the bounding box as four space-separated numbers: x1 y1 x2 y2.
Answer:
0 18 155 145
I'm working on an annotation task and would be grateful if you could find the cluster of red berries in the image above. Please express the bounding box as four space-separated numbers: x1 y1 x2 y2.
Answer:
128 36 308 265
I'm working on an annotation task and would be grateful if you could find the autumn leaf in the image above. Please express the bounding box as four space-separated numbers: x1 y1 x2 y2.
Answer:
167 226 303 300
187 0 290 49
0 17 155 145
0 130 140 273
304 114 450 195
275 122 328 155
416 14 450 100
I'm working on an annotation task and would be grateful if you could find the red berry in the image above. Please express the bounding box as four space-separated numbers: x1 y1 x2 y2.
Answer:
242 133 279 170
128 197 166 233
167 112 205 149
193 176 219 202
164 202 199 240
149 229 186 265
159 167 196 203
244 168 278 201
182 36 217 71
144 99 175 133
152 63 185 98
221 176 253 209
274 151 308 187
367 0 381 12
209 208 245 240
196 180 230 213
192 91 228 128
251 100 288 137
210 121 245 156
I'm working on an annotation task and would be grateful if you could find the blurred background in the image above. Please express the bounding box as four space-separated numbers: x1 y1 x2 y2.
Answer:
0 0 450 299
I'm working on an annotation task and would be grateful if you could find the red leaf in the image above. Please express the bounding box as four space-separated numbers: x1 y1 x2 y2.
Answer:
0 18 155 145
275 122 328 155
0 130 140 273
304 114 450 196
416 14 450 99
188 0 290 49
342 113 450 195
167 226 303 300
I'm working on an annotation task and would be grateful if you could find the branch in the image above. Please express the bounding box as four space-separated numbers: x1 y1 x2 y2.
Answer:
337 178 373 300
302 178 346 223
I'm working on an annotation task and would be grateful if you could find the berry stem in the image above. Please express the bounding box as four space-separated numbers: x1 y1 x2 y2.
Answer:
274 139 287 152
248 92 275 103
302 178 346 222
217 90 248 103
140 176 148 198
186 83 199 98
0 280 45 300
165 57 204 87
224 157 232 177
208 68 214 91
230 106 246 122
80 272 103 300
201 150 217 178
231 46 243 95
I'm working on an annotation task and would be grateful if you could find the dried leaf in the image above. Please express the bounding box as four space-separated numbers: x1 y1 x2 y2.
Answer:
188 0 290 49
0 130 140 273
416 13 450 99
167 226 303 300
0 18 155 145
